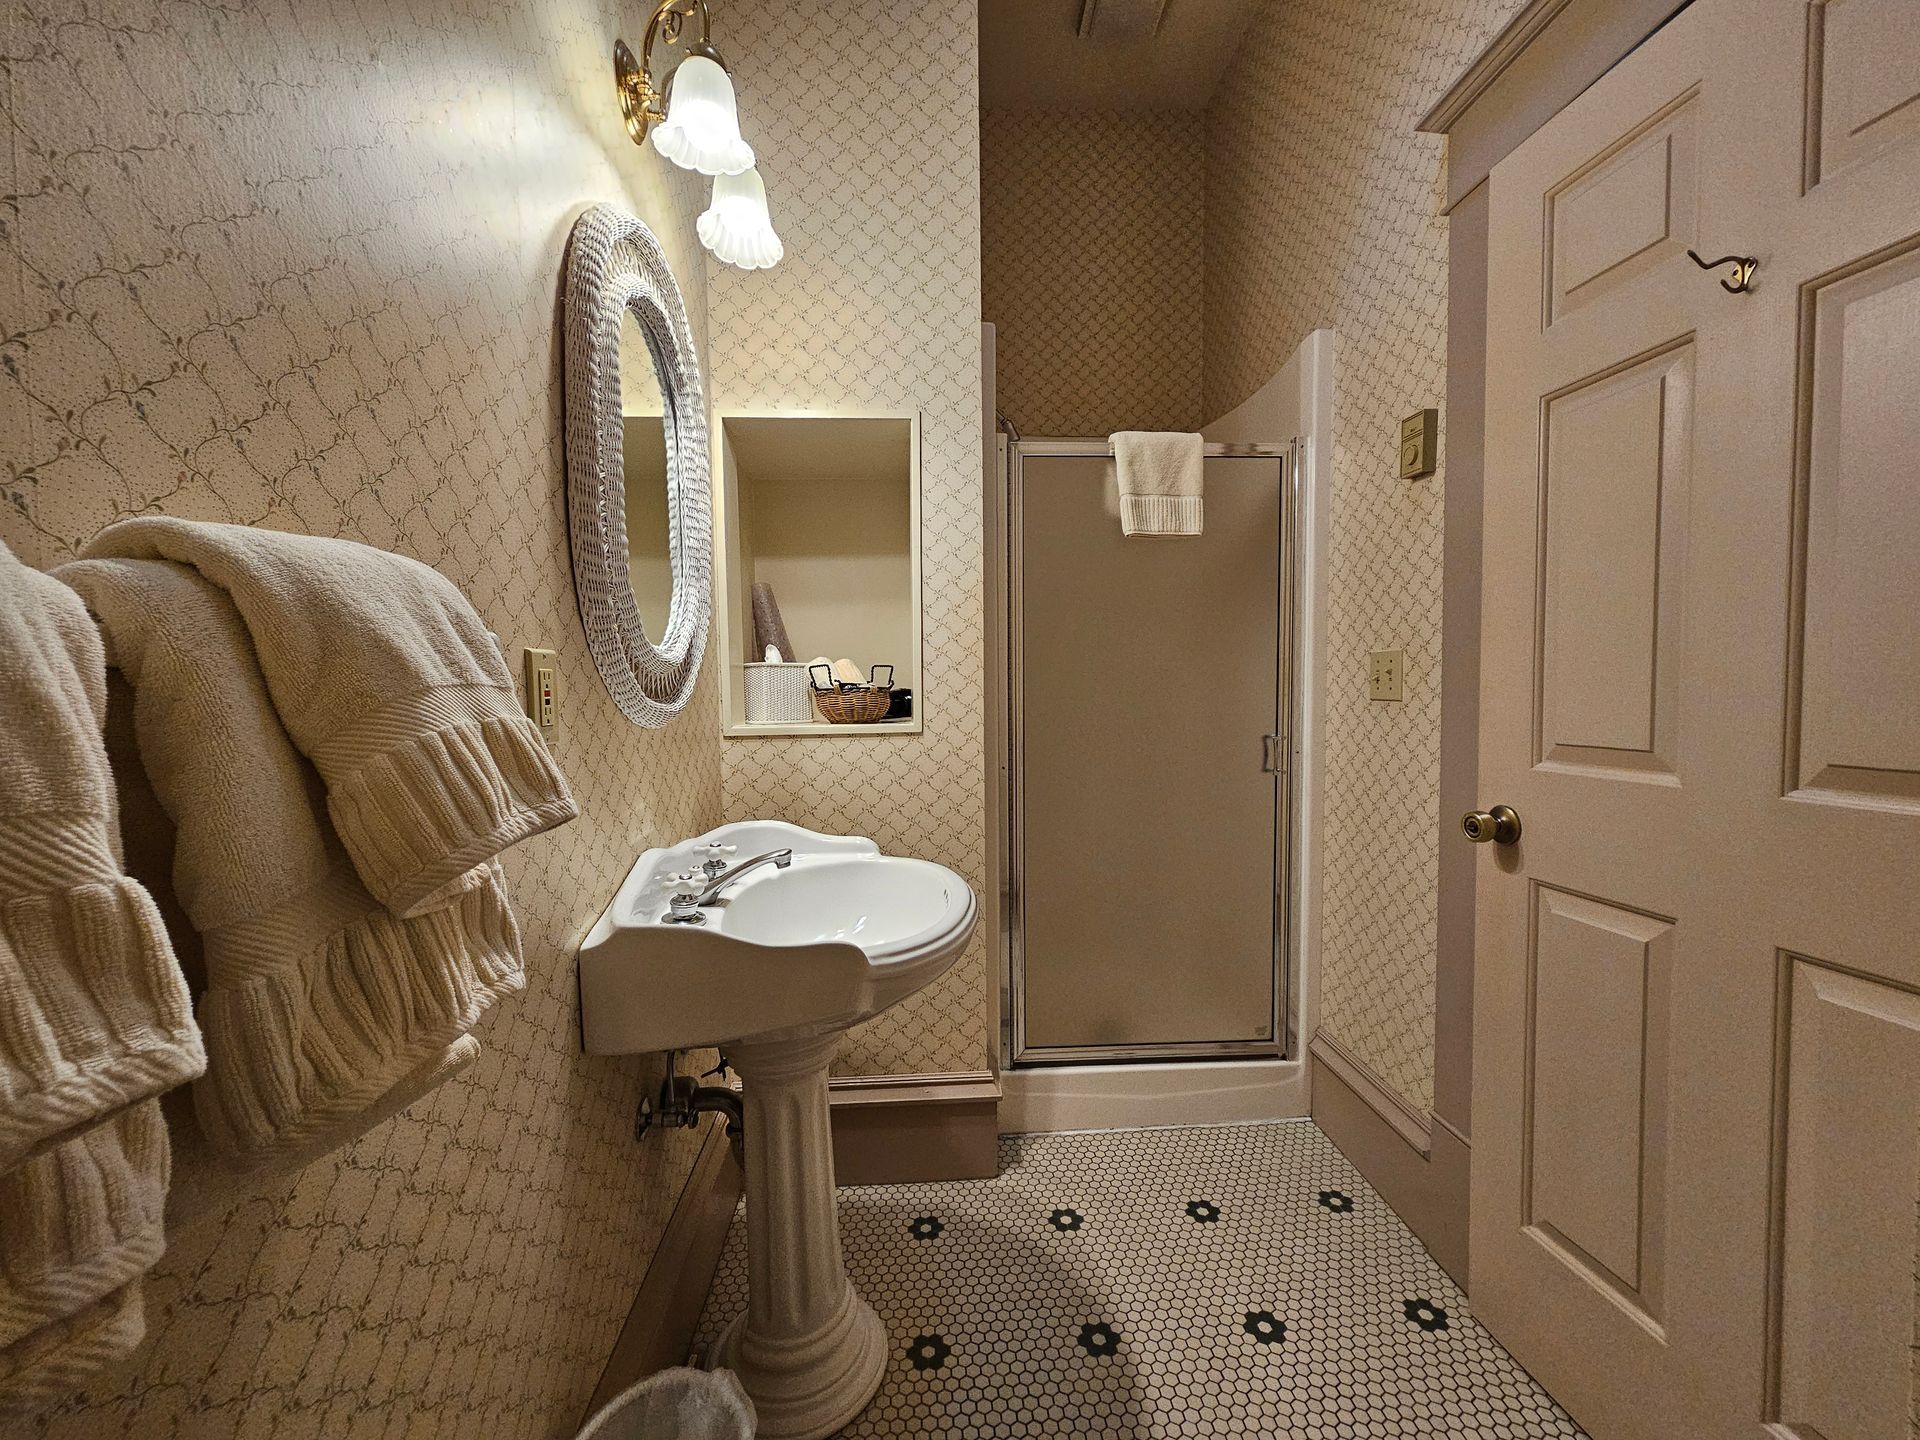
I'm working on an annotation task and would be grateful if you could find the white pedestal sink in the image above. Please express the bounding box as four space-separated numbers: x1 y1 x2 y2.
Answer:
579 822 978 1440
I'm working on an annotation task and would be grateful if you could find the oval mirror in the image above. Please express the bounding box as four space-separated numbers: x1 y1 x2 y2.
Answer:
562 204 710 727
619 310 672 641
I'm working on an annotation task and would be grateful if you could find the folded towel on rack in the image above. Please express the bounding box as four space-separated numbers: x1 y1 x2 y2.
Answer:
0 545 204 1168
0 543 204 1415
80 519 577 917
56 557 524 1167
1110 431 1205 536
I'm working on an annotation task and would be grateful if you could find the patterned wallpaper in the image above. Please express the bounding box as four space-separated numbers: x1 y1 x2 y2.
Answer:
1204 0 1529 1113
706 0 990 1078
2 0 725 1433
981 110 1205 436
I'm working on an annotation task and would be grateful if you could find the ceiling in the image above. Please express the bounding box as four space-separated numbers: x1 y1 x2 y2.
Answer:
978 0 1256 112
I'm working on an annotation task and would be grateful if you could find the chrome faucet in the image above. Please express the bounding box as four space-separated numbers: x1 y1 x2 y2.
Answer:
665 847 793 921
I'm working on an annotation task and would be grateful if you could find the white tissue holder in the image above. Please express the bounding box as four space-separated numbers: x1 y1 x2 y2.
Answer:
743 662 811 724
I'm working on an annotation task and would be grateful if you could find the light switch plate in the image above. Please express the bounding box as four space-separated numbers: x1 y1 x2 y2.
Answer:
523 646 559 741
1369 649 1404 703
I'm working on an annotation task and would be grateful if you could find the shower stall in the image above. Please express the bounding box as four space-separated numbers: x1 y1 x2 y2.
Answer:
1000 436 1302 1070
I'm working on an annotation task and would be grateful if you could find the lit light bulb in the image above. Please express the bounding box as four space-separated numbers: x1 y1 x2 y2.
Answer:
649 55 754 176
698 167 784 270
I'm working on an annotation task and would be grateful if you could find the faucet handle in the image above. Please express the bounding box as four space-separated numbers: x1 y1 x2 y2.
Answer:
701 857 729 880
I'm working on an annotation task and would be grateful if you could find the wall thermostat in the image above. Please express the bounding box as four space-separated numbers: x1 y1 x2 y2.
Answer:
1400 408 1438 480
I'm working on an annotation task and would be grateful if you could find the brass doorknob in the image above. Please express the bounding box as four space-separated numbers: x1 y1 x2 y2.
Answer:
1462 805 1522 845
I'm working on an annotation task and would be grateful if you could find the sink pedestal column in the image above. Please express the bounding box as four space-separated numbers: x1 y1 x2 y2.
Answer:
711 1031 887 1440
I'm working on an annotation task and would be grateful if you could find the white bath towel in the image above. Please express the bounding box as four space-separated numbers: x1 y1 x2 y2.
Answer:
80 518 578 917
0 543 204 1415
56 556 524 1166
1110 431 1205 536
0 1106 166 1415
0 546 204 1166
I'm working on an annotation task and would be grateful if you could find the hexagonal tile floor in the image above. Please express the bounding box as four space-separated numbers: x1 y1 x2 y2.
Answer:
692 1121 1587 1438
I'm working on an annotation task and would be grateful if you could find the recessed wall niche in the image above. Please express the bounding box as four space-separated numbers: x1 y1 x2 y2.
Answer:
715 413 923 735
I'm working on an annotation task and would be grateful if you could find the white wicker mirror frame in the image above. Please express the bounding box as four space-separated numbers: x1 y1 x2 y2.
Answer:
562 203 710 727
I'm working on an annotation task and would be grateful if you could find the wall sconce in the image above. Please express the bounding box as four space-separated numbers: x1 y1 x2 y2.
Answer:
615 0 783 269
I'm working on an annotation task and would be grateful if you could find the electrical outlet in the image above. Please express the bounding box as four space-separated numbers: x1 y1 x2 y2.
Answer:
523 646 559 741
1369 649 1404 703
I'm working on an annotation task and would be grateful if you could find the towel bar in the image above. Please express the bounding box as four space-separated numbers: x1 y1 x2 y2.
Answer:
1013 437 1288 459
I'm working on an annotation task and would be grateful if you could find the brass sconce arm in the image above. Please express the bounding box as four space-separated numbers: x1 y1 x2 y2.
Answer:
615 0 722 146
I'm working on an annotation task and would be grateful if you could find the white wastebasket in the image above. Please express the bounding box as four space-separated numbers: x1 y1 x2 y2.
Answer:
576 1367 756 1440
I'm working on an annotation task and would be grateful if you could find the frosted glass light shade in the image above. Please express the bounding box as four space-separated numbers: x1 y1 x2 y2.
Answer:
698 167 784 270
650 56 755 176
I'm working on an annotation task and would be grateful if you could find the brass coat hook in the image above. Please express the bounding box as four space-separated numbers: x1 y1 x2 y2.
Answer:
1687 248 1758 293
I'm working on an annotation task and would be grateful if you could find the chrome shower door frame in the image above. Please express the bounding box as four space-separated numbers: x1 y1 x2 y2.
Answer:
1003 437 1300 1067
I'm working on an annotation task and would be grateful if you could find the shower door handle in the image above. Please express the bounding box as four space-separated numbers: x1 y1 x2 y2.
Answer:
1262 734 1285 774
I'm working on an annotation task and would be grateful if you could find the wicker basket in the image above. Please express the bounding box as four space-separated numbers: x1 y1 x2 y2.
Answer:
743 662 811 724
813 686 893 725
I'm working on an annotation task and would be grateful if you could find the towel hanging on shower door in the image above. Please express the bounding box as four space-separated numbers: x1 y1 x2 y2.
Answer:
1110 431 1204 536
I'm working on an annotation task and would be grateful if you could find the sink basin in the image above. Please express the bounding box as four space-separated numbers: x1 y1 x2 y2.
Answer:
579 821 976 1055
578 821 980 1440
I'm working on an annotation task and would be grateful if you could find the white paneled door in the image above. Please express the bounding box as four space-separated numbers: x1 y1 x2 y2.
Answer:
1474 2 1920 1437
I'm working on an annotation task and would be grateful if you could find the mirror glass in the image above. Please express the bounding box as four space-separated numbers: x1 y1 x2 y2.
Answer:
620 309 673 641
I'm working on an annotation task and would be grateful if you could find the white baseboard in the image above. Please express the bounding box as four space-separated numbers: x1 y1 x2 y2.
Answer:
1000 1057 1311 1134
1308 1032 1432 1156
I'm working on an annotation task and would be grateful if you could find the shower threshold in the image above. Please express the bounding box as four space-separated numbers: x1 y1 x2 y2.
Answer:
999 1054 1308 1133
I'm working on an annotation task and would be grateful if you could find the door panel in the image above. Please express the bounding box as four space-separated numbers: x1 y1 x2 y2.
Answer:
1014 453 1284 1058
1788 241 1920 807
1547 93 1700 325
1806 0 1920 186
1525 885 1671 1325
1537 343 1692 776
1479 2 1920 1436
1770 956 1920 1440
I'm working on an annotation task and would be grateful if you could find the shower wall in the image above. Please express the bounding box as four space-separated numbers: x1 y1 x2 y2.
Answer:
981 110 1204 436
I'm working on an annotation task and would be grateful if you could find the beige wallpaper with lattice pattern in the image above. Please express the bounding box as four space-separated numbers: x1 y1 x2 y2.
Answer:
1204 0 1529 1114
1 0 726 1432
706 0 990 1079
981 110 1205 436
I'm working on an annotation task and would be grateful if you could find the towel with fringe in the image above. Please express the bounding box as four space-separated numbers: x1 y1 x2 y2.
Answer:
80 518 578 917
55 557 525 1166
0 544 204 1416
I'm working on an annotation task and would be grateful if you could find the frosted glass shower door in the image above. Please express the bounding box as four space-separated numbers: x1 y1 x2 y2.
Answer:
1012 451 1287 1062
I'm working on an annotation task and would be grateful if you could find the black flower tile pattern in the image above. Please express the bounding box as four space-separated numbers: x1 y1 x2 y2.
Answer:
905 1334 949 1371
1185 1199 1221 1224
1242 1310 1287 1345
695 1121 1588 1438
906 1216 943 1242
1317 1189 1356 1213
1076 1322 1121 1357
1048 1208 1084 1232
